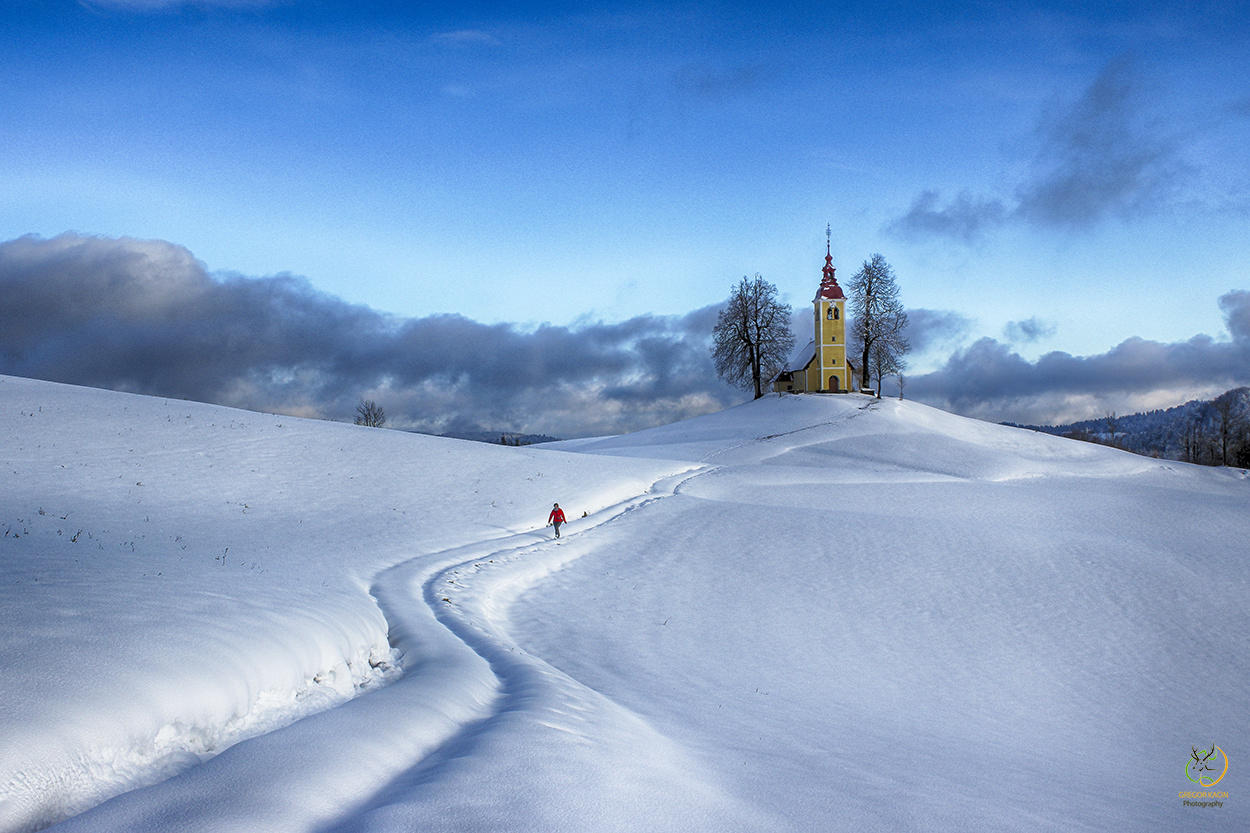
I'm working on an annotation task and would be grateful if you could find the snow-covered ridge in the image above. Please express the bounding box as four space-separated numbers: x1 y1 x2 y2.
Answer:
550 392 1164 480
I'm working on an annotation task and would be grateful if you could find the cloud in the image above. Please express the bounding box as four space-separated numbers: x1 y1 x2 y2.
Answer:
889 57 1192 241
905 291 1250 424
902 308 976 354
1220 290 1250 341
0 234 740 438
887 190 1009 242
1003 316 1057 344
1014 57 1188 227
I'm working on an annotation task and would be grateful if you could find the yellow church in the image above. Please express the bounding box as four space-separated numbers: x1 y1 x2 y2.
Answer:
771 234 857 394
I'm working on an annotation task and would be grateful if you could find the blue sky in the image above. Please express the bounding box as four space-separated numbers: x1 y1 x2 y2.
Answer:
2 1 1248 434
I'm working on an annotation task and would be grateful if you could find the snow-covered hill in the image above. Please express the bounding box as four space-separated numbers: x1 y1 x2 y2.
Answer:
2 376 1246 832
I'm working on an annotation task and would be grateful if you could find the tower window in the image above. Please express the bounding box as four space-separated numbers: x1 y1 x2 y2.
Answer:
826 307 833 320
833 307 840 320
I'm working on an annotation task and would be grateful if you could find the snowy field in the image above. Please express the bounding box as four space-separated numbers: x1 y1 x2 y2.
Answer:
2 374 1247 832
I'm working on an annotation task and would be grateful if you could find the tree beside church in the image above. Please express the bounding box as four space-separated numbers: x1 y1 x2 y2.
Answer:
847 253 908 394
712 274 795 399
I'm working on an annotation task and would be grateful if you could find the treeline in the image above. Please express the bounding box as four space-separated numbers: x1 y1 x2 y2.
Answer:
439 430 560 446
1010 387 1250 467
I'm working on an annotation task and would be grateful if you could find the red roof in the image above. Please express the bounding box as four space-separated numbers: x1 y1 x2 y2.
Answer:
814 246 844 300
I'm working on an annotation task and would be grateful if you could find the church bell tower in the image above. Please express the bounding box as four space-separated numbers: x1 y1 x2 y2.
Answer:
811 225 847 392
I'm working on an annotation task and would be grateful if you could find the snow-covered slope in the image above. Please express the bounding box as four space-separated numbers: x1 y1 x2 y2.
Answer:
541 394 1249 830
0 375 691 832
3 379 1247 832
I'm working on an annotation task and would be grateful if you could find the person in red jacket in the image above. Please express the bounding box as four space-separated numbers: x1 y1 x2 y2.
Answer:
547 502 566 538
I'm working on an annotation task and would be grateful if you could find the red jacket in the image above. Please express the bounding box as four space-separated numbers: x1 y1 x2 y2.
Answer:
548 507 566 524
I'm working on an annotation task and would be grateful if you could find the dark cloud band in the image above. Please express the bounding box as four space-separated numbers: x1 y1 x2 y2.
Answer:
0 233 738 437
907 290 1250 423
3 233 1246 435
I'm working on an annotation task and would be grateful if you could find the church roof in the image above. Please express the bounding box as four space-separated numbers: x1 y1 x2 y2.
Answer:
768 338 815 386
783 339 816 373
815 246 844 301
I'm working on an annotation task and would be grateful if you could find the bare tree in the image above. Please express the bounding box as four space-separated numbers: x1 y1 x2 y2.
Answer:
868 310 908 398
1212 391 1242 466
354 399 386 428
1182 416 1204 463
1236 429 1250 468
712 274 795 399
1188 411 1220 464
1104 411 1120 447
847 254 908 392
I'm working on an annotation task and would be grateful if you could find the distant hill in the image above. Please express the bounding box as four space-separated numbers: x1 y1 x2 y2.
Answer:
1006 386 1250 466
400 428 560 446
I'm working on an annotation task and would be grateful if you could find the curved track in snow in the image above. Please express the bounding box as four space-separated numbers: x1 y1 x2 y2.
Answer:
317 465 755 831
46 465 738 833
37 402 876 832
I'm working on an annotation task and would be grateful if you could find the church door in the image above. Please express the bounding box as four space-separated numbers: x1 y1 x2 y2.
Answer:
828 375 840 393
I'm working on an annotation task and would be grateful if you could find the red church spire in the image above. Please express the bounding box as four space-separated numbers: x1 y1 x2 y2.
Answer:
815 223 844 300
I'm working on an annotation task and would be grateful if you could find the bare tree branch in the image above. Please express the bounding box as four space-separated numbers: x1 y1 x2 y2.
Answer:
354 399 386 428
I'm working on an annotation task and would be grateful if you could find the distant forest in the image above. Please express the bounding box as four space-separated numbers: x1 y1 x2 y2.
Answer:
1007 387 1250 467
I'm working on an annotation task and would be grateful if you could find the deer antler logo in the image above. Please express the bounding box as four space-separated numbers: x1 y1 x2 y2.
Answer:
1186 744 1228 787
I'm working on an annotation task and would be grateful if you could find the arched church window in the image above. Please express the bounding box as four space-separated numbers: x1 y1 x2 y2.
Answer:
826 307 834 320
833 307 840 320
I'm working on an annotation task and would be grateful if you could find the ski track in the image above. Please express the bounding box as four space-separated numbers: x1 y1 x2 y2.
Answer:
298 405 868 826
32 464 704 833
322 465 710 829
